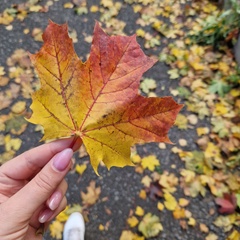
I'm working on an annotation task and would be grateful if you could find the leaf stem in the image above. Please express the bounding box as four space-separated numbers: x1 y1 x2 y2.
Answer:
69 135 83 151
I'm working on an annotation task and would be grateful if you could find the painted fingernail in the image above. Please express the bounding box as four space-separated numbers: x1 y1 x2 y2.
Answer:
49 191 62 210
38 208 54 223
52 148 73 171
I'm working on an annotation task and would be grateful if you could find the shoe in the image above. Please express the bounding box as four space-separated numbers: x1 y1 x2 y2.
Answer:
63 212 85 240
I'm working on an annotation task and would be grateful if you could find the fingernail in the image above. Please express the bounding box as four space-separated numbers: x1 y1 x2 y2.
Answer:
39 208 54 223
49 191 62 210
52 148 73 171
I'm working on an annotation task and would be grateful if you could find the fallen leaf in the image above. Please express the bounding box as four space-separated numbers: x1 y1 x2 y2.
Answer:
179 198 189 207
199 223 209 233
11 101 26 114
164 192 178 211
206 233 218 240
127 216 139 228
75 163 87 175
141 175 152 188
120 230 144 240
175 114 188 129
27 21 183 173
4 134 22 152
188 217 196 226
139 189 147 200
146 181 163 200
135 206 144 216
196 127 209 136
138 213 163 238
98 224 104 231
157 202 164 211
141 155 160 171
81 181 101 206
49 220 64 239
179 138 187 146
140 78 157 94
215 193 237 214
173 207 186 219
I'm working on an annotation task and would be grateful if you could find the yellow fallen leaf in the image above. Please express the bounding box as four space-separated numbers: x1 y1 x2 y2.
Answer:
4 134 22 152
141 155 160 171
138 213 163 238
230 89 240 97
11 101 26 114
173 207 185 219
81 181 101 206
159 172 178 193
139 189 147 200
99 224 104 231
213 102 228 116
75 164 87 175
136 29 145 37
0 66 5 76
205 142 222 163
157 202 164 211
203 3 217 13
49 220 64 239
135 206 144 216
180 169 195 183
120 230 133 240
127 216 139 228
164 192 178 211
120 230 144 240
56 207 69 222
141 175 152 187
170 47 185 59
63 2 74 8
218 62 229 74
227 229 240 240
190 62 205 71
133 5 142 13
190 45 205 56
178 198 189 207
131 154 141 164
29 5 42 12
188 217 196 226
175 114 188 129
206 232 218 240
196 127 209 136
90 5 99 12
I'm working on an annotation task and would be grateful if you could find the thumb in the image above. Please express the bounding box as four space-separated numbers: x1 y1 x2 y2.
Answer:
7 148 73 218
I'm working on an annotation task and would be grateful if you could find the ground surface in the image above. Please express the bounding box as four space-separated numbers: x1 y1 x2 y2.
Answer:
0 0 239 240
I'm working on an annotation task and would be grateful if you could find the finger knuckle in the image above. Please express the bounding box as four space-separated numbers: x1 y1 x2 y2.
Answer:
34 171 54 193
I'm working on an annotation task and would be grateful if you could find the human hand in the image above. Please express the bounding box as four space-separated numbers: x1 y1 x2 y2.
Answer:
0 137 82 240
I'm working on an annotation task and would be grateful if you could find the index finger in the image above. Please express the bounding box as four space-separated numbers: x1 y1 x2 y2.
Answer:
0 136 82 180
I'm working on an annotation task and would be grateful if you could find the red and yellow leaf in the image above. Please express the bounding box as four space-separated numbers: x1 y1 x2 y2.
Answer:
27 21 183 173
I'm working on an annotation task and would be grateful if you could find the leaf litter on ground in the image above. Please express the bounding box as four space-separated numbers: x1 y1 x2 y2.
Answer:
0 0 239 239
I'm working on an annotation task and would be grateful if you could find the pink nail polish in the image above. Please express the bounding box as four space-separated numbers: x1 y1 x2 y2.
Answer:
49 191 62 210
52 148 73 171
39 208 53 223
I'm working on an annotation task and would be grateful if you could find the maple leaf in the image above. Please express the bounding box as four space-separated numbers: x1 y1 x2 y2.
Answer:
27 21 183 173
81 180 101 206
138 213 163 238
